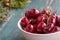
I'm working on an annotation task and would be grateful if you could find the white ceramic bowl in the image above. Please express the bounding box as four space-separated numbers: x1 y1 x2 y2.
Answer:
18 18 60 40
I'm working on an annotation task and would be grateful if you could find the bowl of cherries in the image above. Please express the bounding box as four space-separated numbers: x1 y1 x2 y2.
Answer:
18 8 60 40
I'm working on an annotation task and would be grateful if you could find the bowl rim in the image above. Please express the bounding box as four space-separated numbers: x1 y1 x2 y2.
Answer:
18 18 60 36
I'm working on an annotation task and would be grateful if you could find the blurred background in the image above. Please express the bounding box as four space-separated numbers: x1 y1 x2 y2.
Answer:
0 0 60 40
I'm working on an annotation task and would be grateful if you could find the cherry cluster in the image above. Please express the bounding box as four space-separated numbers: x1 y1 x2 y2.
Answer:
20 8 60 34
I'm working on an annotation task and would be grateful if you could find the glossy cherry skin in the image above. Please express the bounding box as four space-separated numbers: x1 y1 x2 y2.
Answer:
37 22 46 33
48 14 57 25
31 8 40 18
25 10 31 18
25 8 40 19
20 17 29 27
30 19 37 25
54 26 60 31
31 8 39 15
24 24 37 33
48 26 60 33
43 23 54 33
43 24 60 33
43 26 48 33
48 17 56 24
37 15 47 23
47 23 55 33
51 14 58 20
41 9 50 16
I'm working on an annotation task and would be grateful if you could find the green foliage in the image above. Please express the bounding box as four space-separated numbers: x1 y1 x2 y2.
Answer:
9 0 31 8
0 0 9 22
0 0 31 22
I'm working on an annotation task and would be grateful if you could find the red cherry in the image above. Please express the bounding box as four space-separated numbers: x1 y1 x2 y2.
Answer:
49 26 60 33
20 17 29 27
25 24 37 33
56 15 58 25
56 17 60 26
41 9 50 16
31 8 40 18
51 14 57 19
30 19 37 25
48 18 56 24
48 14 57 25
31 8 39 14
54 26 60 31
37 22 46 33
43 23 54 33
25 10 31 18
25 24 34 32
37 15 47 23
47 23 55 33
43 26 49 33
25 8 40 19
43 26 60 33
47 23 54 28
35 13 41 18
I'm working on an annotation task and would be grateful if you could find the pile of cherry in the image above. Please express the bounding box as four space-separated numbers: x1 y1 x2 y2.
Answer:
20 8 60 34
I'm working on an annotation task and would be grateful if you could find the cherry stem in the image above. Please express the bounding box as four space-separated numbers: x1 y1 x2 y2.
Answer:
46 0 54 11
